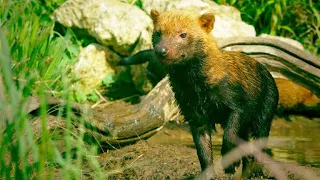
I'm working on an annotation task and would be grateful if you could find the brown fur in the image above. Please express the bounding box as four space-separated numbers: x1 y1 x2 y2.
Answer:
203 51 261 97
276 78 320 109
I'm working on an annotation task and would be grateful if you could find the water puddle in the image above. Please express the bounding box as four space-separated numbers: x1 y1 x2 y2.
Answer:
147 116 320 168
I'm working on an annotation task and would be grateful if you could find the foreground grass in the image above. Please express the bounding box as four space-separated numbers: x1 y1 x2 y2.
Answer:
215 0 320 56
0 0 105 179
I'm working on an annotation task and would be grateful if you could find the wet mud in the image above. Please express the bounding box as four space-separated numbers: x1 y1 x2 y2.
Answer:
96 116 320 179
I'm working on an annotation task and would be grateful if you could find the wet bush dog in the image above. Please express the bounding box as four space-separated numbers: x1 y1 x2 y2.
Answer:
150 9 279 178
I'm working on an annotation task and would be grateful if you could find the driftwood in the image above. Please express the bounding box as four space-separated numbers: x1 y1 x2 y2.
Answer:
25 76 176 145
217 37 320 97
25 37 320 145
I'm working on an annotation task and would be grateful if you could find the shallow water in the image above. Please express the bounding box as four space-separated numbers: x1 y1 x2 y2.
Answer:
147 116 320 168
270 116 320 167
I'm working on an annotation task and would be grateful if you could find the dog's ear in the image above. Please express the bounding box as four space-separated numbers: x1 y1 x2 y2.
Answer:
151 9 160 24
199 12 215 33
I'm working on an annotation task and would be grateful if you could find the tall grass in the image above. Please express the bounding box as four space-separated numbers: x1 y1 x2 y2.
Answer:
0 0 104 179
215 0 320 56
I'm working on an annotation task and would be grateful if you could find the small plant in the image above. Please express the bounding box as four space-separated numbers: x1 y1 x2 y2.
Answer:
127 0 144 9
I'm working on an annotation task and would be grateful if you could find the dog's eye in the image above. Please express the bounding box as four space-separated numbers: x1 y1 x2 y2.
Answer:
180 33 187 38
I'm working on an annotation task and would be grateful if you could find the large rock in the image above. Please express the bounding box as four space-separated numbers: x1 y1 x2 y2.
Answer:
51 0 153 56
73 44 152 95
73 44 124 94
141 0 256 38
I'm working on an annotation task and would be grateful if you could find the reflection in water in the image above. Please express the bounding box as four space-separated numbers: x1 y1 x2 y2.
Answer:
147 116 320 168
270 116 320 167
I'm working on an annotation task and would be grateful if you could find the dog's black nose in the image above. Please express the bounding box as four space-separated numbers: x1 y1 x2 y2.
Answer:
155 47 169 57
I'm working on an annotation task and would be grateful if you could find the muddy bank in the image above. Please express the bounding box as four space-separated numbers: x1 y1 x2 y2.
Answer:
97 117 320 179
99 141 320 180
99 141 201 179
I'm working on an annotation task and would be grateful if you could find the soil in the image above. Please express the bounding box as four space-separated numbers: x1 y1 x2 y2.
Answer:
99 141 201 179
94 120 320 180
47 117 320 179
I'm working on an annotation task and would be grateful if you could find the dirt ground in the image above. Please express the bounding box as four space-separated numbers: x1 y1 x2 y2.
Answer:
95 121 320 180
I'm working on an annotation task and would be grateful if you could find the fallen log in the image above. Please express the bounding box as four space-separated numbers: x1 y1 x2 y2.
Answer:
25 37 320 145
217 37 320 97
25 76 176 145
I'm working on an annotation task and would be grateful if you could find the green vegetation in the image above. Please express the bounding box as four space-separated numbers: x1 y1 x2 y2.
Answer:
0 0 105 179
215 0 320 55
0 0 318 179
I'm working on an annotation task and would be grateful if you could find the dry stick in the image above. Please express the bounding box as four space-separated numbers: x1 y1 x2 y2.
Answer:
238 138 287 180
91 89 108 108
220 137 318 180
245 140 318 180
217 138 286 180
